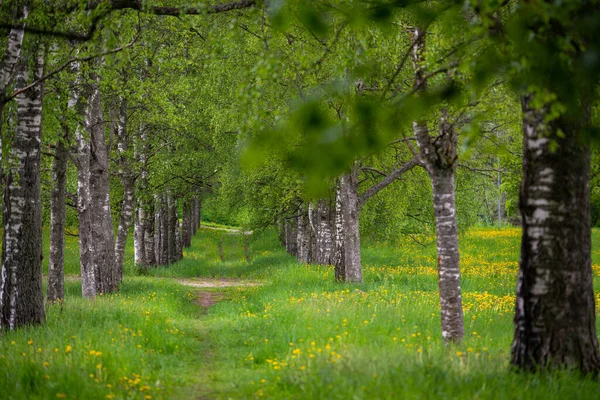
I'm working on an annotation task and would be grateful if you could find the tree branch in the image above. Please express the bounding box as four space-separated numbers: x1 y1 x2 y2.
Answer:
358 157 419 207
3 37 137 104
0 0 258 41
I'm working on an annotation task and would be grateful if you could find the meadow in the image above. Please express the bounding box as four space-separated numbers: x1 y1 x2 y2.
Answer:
2 226 600 399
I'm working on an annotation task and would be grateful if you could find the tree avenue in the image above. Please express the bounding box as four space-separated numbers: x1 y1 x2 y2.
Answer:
0 0 599 395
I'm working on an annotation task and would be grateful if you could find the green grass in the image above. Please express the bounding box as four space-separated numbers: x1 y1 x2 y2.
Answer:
0 278 203 399
4 226 600 399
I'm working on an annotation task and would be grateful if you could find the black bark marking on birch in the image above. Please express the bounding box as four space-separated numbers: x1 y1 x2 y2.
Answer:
510 96 600 374
411 26 463 343
1 47 45 329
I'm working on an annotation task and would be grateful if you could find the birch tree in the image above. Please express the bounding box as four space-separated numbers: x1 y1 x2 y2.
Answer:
46 124 70 303
503 1 600 373
0 45 45 329
114 97 135 280
410 26 464 343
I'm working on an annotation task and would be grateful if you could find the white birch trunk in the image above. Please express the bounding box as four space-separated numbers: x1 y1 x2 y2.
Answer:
0 47 45 329
338 171 362 282
87 76 117 294
114 98 135 279
315 199 333 265
411 26 464 342
511 96 600 372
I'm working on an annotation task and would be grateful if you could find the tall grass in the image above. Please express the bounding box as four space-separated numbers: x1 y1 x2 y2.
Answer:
3 227 600 399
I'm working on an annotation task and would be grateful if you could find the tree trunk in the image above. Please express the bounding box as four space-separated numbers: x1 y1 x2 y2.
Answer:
158 196 169 265
144 202 156 266
338 171 362 282
411 26 464 343
285 218 297 256
87 77 117 294
0 6 27 171
296 205 311 263
133 206 145 266
189 198 201 235
74 84 96 300
511 97 600 373
47 132 69 303
154 202 163 265
308 202 318 263
167 194 178 264
114 98 134 280
315 199 333 265
190 200 197 236
176 218 183 261
333 181 345 281
0 49 45 329
182 201 192 248
431 166 463 342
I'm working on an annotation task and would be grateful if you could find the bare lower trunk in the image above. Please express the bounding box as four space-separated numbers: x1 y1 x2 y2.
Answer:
431 170 463 342
511 97 600 373
154 203 163 265
114 99 134 279
195 199 202 231
338 172 362 282
296 205 311 263
167 194 178 264
285 218 297 256
315 199 333 265
87 78 117 294
157 197 169 265
144 202 156 266
0 49 45 329
133 206 145 266
115 176 134 278
182 201 192 248
176 218 183 261
333 182 345 281
190 200 197 236
47 134 69 303
74 100 96 299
